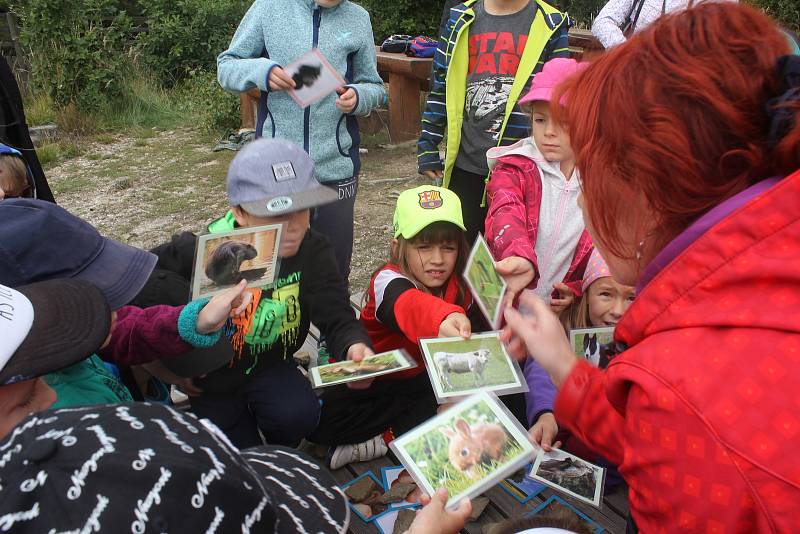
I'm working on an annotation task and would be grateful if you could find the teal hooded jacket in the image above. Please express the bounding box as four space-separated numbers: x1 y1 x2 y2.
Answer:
217 0 387 184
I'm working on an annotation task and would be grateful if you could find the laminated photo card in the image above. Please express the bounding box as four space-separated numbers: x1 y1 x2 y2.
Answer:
569 327 615 368
191 223 282 300
390 391 535 510
379 466 423 510
463 234 507 328
285 49 346 109
340 471 391 523
309 349 417 389
419 332 528 403
498 462 547 504
527 495 605 534
530 447 606 508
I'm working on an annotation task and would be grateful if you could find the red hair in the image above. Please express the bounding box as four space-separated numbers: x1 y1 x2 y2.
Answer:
556 3 799 257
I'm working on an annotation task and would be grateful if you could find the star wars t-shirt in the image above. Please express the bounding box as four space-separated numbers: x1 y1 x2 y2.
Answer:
456 0 537 174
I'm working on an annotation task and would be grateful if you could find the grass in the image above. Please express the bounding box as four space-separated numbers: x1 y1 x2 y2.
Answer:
424 335 519 394
466 241 505 320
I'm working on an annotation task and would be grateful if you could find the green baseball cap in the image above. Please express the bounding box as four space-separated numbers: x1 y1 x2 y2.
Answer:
393 185 466 239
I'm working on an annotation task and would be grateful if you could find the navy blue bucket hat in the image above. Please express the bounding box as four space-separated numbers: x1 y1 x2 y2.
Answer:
0 199 157 310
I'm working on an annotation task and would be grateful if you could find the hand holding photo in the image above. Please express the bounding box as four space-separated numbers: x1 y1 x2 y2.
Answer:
389 391 535 508
530 447 605 507
569 327 616 368
191 224 282 300
309 350 416 388
285 49 346 108
464 234 507 328
419 332 527 403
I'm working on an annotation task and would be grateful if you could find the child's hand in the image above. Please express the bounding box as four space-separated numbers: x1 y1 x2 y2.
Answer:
346 343 375 390
404 488 471 534
528 412 561 452
196 280 253 334
550 283 574 315
422 169 443 183
494 256 535 304
335 87 357 113
268 66 295 91
438 312 471 338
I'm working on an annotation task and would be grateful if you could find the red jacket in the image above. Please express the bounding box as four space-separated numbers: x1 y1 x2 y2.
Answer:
555 170 800 532
485 140 593 297
360 265 472 379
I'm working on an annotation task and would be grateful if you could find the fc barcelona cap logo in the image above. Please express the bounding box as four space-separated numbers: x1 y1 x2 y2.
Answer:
418 190 443 209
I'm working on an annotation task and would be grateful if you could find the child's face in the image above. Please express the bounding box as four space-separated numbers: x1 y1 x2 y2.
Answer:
315 0 342 7
531 101 574 165
587 276 635 326
232 207 310 258
403 238 459 291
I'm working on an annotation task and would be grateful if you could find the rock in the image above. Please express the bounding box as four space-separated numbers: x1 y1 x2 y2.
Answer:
353 503 372 519
468 497 490 521
370 502 388 516
345 476 379 502
363 489 384 504
392 508 417 534
378 483 417 504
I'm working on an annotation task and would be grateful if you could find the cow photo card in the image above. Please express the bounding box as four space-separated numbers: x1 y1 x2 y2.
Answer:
191 223 282 300
569 327 615 368
389 391 536 510
308 349 417 389
463 234 507 328
529 447 606 508
285 48 346 109
419 332 527 404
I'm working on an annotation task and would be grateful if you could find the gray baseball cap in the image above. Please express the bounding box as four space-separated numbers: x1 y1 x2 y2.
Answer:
227 138 339 216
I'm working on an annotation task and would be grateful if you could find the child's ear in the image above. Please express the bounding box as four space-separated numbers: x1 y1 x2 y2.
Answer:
231 206 249 227
390 238 399 258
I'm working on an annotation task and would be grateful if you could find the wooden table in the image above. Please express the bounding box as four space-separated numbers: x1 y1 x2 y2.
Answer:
375 48 432 144
568 28 604 62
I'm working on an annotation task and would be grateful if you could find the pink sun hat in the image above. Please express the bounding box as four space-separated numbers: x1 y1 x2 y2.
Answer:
519 57 588 105
582 248 612 293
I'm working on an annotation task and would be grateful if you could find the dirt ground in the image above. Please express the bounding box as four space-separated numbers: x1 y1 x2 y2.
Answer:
47 126 426 291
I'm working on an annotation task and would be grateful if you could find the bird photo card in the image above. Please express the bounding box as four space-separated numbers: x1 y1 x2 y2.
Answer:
285 48 346 109
463 234 507 329
191 224 282 300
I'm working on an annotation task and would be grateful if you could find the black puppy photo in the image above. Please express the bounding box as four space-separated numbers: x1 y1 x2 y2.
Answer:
204 240 264 286
292 64 322 90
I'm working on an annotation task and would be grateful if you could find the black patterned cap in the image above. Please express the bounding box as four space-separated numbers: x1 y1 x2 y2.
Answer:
0 403 349 533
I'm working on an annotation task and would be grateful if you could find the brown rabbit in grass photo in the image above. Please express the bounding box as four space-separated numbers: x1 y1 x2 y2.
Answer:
440 418 509 478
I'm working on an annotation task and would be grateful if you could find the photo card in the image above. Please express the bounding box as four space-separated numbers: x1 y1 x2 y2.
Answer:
569 327 615 368
379 466 423 511
309 349 417 389
497 462 546 504
191 223 282 300
419 332 528 403
463 234 507 328
529 447 605 508
340 471 390 523
390 391 535 509
285 48 346 108
527 494 604 534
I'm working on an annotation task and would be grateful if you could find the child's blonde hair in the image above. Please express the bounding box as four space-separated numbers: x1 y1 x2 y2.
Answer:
0 154 29 198
560 292 591 332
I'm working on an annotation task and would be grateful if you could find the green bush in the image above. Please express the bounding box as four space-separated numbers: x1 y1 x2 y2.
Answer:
174 68 240 133
135 0 251 83
355 0 446 43
16 0 133 112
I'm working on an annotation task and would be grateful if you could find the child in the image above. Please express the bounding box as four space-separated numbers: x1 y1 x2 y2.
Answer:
217 0 386 281
150 138 373 449
0 143 34 199
417 0 571 244
485 58 594 313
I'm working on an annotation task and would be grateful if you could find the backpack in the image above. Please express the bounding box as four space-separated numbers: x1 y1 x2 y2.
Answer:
380 34 412 53
406 36 438 58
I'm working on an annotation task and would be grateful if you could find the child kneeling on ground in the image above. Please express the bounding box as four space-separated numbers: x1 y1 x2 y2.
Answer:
151 138 373 448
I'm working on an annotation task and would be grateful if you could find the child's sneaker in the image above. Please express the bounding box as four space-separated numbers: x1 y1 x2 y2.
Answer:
328 434 389 470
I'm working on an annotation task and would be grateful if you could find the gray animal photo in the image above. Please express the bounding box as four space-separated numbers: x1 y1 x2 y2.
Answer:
530 448 604 507
285 49 345 108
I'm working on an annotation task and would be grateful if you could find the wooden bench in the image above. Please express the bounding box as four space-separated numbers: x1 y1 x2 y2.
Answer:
375 48 433 144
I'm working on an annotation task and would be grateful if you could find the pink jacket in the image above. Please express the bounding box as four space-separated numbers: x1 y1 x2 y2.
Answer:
484 139 593 297
97 305 192 366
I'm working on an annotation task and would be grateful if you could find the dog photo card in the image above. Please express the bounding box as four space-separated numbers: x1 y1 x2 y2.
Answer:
309 349 417 389
530 447 605 508
191 223 282 300
389 391 535 509
419 332 527 403
569 327 615 368
464 234 507 328
285 48 346 109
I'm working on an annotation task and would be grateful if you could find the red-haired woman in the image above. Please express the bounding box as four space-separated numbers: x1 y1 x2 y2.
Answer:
502 3 800 532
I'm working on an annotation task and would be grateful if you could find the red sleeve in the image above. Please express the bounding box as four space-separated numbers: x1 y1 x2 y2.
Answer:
485 161 538 268
393 289 464 344
97 305 191 366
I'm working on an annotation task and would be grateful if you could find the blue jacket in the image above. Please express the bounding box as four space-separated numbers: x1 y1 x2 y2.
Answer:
217 0 386 183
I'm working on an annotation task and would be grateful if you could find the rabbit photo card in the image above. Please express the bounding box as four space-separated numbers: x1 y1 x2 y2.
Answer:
309 349 417 388
418 332 528 403
191 223 282 300
389 391 535 509
530 447 606 508
285 49 346 109
463 234 507 329
569 327 616 368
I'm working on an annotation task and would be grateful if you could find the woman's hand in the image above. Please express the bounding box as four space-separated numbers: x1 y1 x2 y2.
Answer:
502 291 578 387
528 412 561 452
345 343 375 390
439 312 471 338
196 280 253 334
550 283 575 315
404 488 472 534
268 66 295 91
494 256 535 304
